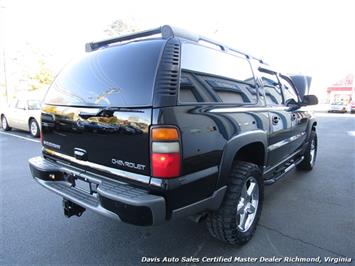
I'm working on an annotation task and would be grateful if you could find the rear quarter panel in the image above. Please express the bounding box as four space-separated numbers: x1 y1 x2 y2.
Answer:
153 105 269 180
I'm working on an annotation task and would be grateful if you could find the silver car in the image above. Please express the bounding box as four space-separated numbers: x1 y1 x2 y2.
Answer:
328 102 351 113
1 99 42 137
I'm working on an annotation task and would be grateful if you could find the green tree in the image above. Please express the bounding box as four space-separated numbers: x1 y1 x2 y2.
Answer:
27 58 54 91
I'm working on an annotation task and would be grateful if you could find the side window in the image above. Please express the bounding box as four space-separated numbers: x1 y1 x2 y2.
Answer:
260 72 283 105
280 76 299 104
27 100 41 110
15 100 26 109
181 43 256 85
200 75 256 104
180 43 258 104
179 72 203 103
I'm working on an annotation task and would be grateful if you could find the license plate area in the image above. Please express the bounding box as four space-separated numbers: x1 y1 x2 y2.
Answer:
74 177 98 195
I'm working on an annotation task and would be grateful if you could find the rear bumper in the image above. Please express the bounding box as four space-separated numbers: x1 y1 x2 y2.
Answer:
29 156 166 226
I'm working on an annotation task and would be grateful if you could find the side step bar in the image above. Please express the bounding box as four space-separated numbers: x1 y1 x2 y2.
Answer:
264 156 304 185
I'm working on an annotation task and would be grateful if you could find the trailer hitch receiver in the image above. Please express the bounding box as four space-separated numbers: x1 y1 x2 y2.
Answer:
63 199 86 218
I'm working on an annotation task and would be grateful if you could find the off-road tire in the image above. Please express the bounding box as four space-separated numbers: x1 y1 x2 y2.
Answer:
206 161 263 245
297 130 317 171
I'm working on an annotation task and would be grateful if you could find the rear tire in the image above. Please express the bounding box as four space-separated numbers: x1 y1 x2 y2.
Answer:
206 161 263 245
29 119 40 138
1 115 11 131
297 130 317 171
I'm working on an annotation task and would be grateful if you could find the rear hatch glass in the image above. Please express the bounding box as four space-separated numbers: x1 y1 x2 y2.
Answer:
42 40 165 178
45 39 165 107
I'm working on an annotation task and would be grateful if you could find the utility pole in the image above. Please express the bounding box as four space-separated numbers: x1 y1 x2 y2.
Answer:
1 2 8 105
2 49 8 104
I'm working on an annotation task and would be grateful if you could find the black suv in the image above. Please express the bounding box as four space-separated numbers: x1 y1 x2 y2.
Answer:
29 25 318 245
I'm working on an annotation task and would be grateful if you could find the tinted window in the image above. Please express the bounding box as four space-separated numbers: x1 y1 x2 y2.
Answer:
45 40 164 107
201 76 256 103
260 72 283 105
179 71 258 104
181 43 256 86
280 76 299 103
179 73 203 102
180 43 257 104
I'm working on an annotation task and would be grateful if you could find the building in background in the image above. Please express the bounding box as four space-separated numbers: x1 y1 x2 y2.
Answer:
326 74 354 104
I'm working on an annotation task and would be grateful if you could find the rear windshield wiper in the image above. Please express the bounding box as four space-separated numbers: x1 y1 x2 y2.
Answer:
78 107 143 119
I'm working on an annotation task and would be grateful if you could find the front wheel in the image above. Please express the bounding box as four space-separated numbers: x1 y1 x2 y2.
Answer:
297 131 317 171
206 161 263 245
29 119 40 138
1 115 11 131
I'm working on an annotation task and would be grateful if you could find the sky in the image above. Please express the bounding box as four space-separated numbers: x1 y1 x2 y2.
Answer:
1 0 355 100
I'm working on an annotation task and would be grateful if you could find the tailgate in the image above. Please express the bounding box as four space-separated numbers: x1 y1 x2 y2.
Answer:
41 104 152 177
38 40 166 179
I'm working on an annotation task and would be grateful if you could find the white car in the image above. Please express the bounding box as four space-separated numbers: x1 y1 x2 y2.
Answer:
328 102 350 113
1 99 42 137
351 101 355 113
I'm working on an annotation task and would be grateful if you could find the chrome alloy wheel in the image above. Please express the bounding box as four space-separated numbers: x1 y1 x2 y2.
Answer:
236 176 259 232
30 120 38 136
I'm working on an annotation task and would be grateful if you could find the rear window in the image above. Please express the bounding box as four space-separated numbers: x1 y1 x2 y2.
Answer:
45 40 165 107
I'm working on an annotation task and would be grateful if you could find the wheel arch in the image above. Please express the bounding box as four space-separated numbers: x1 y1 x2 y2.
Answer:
233 142 266 167
1 113 10 127
28 117 37 126
216 130 268 187
306 118 317 142
311 121 317 131
28 117 40 134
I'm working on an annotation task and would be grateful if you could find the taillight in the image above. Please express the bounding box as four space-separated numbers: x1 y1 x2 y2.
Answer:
151 127 181 178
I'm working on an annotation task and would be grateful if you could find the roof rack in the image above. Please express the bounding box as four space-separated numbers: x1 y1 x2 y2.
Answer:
85 25 265 63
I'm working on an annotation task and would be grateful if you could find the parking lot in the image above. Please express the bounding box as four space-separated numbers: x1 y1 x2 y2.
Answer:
1 113 354 265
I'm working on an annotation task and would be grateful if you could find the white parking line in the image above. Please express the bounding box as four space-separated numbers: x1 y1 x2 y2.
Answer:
0 131 40 143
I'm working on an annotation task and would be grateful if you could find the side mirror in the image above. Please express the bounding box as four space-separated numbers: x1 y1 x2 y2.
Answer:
285 98 299 111
302 95 318 106
290 75 312 100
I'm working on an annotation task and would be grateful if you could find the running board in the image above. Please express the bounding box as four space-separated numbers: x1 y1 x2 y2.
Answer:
264 156 304 185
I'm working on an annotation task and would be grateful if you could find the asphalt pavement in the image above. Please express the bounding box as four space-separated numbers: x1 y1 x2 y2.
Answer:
1 113 354 265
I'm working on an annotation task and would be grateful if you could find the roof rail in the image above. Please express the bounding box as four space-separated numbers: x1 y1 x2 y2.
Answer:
85 25 265 63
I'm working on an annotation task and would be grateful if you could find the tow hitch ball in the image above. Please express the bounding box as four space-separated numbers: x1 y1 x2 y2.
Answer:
63 199 86 218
